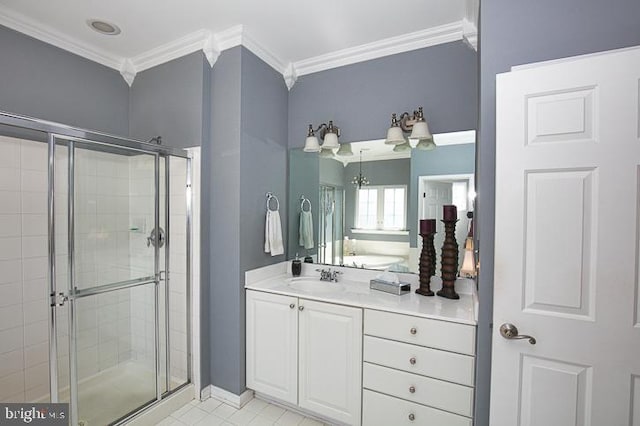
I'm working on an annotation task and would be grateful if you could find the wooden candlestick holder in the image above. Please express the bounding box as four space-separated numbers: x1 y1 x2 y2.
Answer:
437 219 460 300
416 231 436 296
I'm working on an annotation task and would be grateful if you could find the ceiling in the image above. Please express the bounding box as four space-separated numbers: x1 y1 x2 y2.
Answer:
0 0 478 87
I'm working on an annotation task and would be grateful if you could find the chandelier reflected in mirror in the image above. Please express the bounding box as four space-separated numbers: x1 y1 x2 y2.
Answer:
351 150 369 188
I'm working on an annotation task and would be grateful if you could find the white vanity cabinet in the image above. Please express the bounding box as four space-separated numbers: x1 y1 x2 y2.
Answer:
246 290 363 425
362 309 476 426
246 290 298 404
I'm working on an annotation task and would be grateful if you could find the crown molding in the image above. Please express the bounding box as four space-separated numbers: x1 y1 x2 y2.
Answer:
283 63 298 90
0 7 471 89
0 5 122 70
129 29 212 74
462 19 477 51
241 29 288 76
463 0 478 51
291 21 464 77
213 25 243 51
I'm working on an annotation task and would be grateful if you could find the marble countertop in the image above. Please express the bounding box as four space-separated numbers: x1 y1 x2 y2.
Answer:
245 262 478 326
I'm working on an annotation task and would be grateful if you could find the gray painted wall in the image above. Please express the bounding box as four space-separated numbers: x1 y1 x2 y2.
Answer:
288 41 477 149
409 143 475 247
238 47 289 392
207 47 288 395
207 47 243 395
129 51 207 148
0 25 129 136
344 158 410 243
475 2 640 425
319 157 345 188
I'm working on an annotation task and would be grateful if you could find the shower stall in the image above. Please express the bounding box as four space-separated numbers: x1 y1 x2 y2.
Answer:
317 184 343 266
0 112 192 425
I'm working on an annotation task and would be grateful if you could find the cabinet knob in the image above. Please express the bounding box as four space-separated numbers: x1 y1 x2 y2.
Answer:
410 327 417 335
299 305 304 311
408 413 415 421
289 303 295 309
409 357 416 365
409 385 416 393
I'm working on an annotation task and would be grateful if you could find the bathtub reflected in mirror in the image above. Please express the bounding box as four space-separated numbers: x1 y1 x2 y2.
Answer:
287 131 475 274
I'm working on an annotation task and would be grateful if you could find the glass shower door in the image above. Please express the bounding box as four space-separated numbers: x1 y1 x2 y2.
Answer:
52 137 161 426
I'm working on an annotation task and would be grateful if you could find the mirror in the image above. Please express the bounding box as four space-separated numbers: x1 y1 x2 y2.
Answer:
287 131 475 274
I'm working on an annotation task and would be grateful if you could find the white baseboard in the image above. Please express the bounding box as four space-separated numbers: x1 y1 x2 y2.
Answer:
208 385 254 409
200 384 211 401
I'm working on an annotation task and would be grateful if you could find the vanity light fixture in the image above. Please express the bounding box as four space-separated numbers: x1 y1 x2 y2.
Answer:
392 141 412 153
336 142 353 156
319 148 335 158
384 106 434 149
303 121 341 152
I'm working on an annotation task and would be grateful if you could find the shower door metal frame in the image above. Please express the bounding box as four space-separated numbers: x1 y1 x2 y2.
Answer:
0 110 192 426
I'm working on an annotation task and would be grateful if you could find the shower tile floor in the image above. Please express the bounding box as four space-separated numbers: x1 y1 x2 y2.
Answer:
162 397 334 426
53 362 184 426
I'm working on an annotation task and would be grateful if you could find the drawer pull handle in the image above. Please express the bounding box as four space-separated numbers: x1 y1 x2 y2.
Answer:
409 386 415 393
410 327 417 335
408 413 415 421
409 357 416 365
299 305 304 311
289 303 295 309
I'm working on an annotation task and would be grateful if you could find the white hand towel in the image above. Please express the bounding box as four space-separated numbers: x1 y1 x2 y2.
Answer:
299 210 314 249
264 210 284 256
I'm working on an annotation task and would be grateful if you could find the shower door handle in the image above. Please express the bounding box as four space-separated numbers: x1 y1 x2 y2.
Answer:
147 227 165 248
50 292 68 307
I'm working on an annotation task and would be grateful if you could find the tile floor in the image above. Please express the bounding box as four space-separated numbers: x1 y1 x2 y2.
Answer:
161 397 334 426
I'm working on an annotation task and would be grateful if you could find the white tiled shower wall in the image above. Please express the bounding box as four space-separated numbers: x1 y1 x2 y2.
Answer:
0 136 65 402
0 135 189 402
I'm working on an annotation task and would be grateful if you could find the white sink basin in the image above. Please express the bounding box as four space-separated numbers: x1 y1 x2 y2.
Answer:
286 277 342 293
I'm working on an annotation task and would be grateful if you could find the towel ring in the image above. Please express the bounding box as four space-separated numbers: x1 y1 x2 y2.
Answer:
266 192 279 212
300 196 311 212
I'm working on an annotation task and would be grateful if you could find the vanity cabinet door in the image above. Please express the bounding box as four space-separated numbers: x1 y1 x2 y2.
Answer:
246 290 298 405
298 299 362 425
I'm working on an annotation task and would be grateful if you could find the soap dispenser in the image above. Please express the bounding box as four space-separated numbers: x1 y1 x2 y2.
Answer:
292 253 302 277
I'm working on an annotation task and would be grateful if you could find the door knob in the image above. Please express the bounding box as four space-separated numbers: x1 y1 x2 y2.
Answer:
499 323 536 345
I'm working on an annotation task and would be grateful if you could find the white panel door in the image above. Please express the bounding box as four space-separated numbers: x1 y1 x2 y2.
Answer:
298 299 362 425
491 46 640 426
246 290 298 404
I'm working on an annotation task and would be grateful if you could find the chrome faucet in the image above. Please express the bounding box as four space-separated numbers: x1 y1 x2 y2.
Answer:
316 268 341 282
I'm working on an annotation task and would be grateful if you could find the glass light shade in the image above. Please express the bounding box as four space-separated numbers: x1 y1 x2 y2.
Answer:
415 137 436 151
384 126 406 145
321 132 339 149
460 238 476 277
409 120 431 140
303 135 321 152
392 141 412 152
336 143 353 156
319 148 334 158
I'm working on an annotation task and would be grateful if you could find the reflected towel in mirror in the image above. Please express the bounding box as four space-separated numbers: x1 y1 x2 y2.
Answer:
299 210 314 249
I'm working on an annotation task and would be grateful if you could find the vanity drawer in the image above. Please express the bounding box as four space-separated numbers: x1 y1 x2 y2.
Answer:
363 362 474 417
363 336 474 386
364 309 475 355
362 389 471 426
